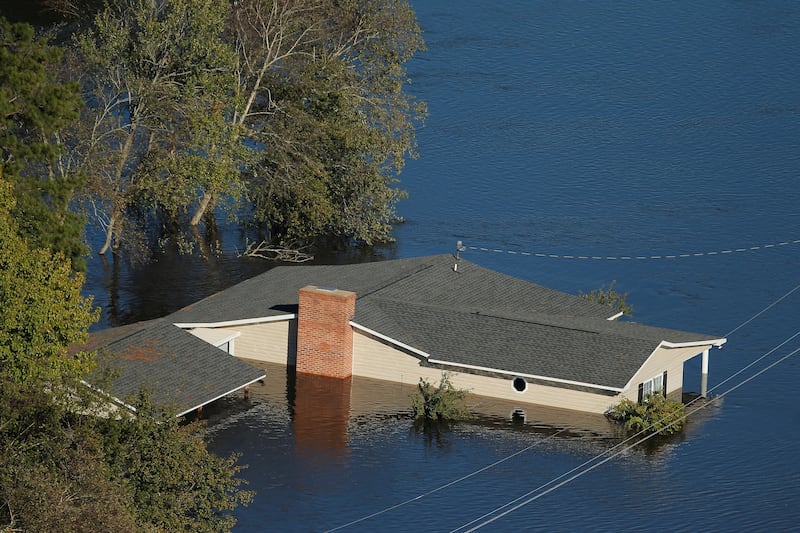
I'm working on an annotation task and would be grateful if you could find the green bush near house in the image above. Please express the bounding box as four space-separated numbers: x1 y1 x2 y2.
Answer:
411 372 471 421
608 394 686 436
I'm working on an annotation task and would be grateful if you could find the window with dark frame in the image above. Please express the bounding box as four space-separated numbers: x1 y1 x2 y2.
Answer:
637 371 668 403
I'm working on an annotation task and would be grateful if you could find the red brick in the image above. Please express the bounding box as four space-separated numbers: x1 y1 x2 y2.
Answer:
296 286 356 379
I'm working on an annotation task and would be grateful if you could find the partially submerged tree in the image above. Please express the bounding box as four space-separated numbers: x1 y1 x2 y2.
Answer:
6 1 427 262
73 0 237 256
581 280 634 317
608 394 686 436
232 0 426 245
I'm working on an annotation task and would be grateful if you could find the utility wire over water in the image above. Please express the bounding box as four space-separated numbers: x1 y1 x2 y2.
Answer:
452 333 800 532
463 238 800 261
326 280 800 532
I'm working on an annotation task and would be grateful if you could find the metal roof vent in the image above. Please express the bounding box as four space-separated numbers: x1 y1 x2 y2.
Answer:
453 240 466 272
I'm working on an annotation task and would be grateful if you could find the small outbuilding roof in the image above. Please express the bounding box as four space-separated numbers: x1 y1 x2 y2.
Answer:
85 319 265 416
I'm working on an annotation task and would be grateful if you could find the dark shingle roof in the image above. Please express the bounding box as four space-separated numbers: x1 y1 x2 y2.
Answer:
88 319 264 415
165 254 724 390
169 254 614 323
355 298 712 389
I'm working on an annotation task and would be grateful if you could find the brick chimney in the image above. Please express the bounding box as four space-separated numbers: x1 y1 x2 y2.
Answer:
296 285 356 379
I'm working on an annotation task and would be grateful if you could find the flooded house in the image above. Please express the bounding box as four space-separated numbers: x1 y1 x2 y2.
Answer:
86 254 725 415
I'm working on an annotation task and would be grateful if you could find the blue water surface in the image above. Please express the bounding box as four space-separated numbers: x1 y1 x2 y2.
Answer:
83 1 800 530
222 1 800 530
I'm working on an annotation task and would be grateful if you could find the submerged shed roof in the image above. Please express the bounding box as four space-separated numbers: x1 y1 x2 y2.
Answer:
86 319 264 416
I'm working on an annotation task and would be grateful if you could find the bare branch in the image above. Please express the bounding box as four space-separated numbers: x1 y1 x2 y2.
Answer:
239 241 313 262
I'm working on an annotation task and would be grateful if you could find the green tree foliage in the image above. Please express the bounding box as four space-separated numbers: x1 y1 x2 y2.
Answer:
0 383 252 532
95 393 253 532
0 381 139 532
238 0 426 245
0 18 87 269
4 1 428 263
0 177 97 384
0 176 251 532
581 280 634 317
608 394 686 436
411 372 471 421
73 0 237 256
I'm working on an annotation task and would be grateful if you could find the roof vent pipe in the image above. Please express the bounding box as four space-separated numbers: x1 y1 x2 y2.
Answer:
454 240 466 272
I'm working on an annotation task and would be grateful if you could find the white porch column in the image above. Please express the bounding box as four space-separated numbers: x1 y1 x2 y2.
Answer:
700 349 709 397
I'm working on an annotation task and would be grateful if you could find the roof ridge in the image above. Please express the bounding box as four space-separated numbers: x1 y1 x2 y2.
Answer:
363 296 720 343
364 296 588 330
356 260 441 299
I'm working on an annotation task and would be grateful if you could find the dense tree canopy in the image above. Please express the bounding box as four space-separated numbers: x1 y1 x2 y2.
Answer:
232 0 426 244
0 174 252 531
0 17 87 268
0 383 253 531
0 177 97 384
72 0 237 256
57 0 426 256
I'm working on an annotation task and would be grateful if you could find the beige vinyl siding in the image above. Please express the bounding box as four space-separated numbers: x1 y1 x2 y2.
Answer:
622 344 712 402
188 319 296 365
189 328 239 346
353 330 617 414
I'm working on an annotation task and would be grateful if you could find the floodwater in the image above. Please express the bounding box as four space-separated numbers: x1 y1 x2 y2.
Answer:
79 1 800 530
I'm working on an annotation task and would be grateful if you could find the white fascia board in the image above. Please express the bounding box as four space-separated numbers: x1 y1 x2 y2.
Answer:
661 338 727 349
80 379 138 413
425 359 625 393
351 322 623 393
213 331 241 347
606 311 624 321
175 374 266 418
174 314 295 329
349 322 431 360
621 343 663 393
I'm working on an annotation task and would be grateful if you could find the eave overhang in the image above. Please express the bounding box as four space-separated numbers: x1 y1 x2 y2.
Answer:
351 321 626 394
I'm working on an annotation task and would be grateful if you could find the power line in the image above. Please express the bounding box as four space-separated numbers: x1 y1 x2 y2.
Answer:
449 285 800 530
724 281 800 337
455 339 800 532
323 266 800 532
465 238 800 261
323 426 573 533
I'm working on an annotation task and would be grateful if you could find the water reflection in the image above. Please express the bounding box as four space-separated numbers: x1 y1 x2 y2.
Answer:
201 361 709 531
291 372 352 458
207 361 698 460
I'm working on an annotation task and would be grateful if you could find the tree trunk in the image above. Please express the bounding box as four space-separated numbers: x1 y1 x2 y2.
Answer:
190 190 213 226
98 213 115 255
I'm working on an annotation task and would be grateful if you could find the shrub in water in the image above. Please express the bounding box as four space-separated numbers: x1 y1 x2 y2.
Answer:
608 393 686 435
411 372 471 421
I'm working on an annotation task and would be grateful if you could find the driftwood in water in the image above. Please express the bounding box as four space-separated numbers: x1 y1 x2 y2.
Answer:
239 241 313 262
